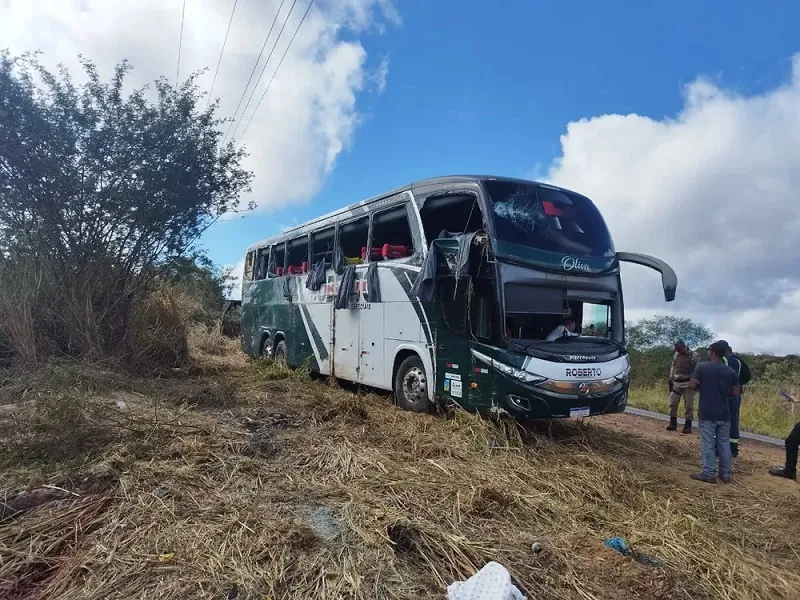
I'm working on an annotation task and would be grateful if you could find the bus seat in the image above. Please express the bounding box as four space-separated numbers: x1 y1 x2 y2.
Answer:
287 265 304 275
361 247 382 261
345 256 363 265
275 267 284 276
381 244 409 259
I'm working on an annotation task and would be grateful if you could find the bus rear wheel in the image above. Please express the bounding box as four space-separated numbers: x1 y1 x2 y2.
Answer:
394 355 431 413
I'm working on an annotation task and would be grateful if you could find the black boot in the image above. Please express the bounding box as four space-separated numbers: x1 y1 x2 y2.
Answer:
730 441 739 458
681 419 692 434
666 417 678 431
769 466 796 480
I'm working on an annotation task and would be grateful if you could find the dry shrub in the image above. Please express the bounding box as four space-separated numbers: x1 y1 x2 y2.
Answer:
127 285 190 373
0 258 50 365
189 323 239 357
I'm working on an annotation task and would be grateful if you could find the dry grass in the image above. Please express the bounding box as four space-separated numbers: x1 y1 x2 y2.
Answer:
629 384 799 439
1 348 799 599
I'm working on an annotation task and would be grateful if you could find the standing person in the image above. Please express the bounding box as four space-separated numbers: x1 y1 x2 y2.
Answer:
769 391 800 480
688 341 740 484
719 340 751 458
666 340 699 434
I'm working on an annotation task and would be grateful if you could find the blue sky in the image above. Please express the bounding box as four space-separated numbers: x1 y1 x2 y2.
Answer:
202 0 800 267
3 0 800 352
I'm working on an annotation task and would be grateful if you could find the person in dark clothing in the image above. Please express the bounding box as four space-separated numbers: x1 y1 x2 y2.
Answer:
718 340 751 458
769 391 800 480
688 342 740 484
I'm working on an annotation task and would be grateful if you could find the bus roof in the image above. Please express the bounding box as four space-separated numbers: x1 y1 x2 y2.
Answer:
244 175 577 253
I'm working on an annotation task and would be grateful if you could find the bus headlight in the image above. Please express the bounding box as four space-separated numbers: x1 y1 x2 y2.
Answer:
471 349 547 384
614 362 631 382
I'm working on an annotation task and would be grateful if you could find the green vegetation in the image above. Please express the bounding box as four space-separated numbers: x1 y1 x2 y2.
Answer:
628 384 799 439
0 52 252 369
627 317 800 439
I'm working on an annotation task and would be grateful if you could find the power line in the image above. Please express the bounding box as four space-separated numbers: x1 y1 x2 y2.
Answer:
176 0 187 85
223 0 289 141
229 0 300 141
206 0 240 108
238 0 314 143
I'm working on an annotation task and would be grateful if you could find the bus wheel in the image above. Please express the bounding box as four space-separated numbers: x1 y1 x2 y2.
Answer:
274 340 288 365
394 355 431 413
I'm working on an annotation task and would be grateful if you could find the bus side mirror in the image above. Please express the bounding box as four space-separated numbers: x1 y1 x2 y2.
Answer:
616 252 677 302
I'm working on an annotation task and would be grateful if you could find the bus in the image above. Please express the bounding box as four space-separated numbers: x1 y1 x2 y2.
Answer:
240 175 677 419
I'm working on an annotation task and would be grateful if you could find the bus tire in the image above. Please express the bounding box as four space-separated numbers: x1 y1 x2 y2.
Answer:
394 355 431 413
274 340 288 365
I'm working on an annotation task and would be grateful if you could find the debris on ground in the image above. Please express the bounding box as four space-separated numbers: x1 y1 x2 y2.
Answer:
604 536 665 567
447 561 525 600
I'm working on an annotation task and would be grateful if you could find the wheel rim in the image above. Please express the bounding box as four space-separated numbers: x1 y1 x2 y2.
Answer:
402 367 427 405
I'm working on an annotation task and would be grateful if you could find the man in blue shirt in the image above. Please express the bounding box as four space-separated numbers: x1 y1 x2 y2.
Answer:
688 341 741 483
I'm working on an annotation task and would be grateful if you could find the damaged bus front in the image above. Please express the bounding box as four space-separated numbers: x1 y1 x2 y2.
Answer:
416 178 676 419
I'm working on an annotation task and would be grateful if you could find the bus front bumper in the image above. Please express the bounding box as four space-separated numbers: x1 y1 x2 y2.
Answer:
492 376 629 419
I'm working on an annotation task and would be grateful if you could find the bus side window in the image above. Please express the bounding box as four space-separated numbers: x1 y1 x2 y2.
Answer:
286 236 310 274
339 216 369 264
271 242 286 276
311 226 335 268
244 251 254 281
370 205 414 261
420 193 484 244
254 248 268 280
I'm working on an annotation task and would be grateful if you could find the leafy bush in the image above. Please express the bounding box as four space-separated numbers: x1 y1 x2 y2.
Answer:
0 52 252 367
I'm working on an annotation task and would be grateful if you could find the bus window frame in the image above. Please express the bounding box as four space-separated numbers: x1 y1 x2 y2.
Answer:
416 185 489 248
268 241 287 277
367 201 418 263
336 214 371 263
311 225 337 269
244 251 255 281
286 234 311 275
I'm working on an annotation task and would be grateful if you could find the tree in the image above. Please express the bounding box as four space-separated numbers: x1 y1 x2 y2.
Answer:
160 255 233 321
0 52 253 361
626 315 714 350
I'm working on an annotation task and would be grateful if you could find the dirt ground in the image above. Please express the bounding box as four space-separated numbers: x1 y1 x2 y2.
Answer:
599 412 795 493
1 358 799 600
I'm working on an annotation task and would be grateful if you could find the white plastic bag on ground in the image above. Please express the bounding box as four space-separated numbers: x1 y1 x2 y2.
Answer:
447 561 526 600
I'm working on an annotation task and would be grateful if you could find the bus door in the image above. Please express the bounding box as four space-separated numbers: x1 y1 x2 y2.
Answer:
332 216 370 382
333 272 361 382
435 276 494 410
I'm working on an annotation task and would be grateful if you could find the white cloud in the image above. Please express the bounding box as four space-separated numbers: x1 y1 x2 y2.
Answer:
545 53 800 354
0 0 396 215
369 55 389 93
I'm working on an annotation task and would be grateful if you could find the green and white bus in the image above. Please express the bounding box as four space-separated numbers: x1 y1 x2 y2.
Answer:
240 175 676 419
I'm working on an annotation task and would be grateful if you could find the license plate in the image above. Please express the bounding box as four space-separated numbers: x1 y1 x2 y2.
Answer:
569 407 590 419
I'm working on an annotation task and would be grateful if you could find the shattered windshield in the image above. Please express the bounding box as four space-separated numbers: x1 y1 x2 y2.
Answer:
484 180 614 257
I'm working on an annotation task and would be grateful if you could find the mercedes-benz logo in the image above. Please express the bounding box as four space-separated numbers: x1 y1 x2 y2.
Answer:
578 383 590 395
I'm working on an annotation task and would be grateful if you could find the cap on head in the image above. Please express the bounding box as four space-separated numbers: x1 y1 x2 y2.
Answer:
717 340 732 354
